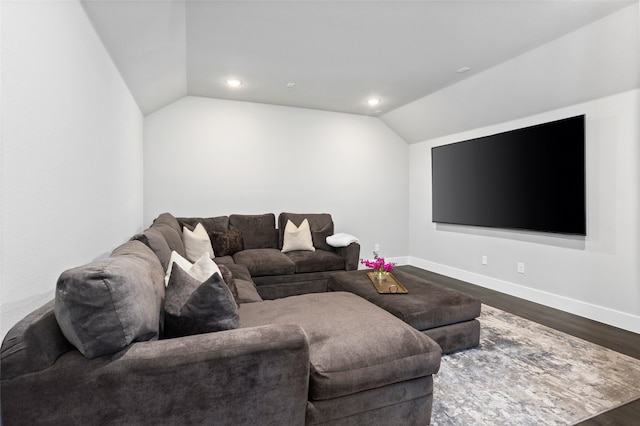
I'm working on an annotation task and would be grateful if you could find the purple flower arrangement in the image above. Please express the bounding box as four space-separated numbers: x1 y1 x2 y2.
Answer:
360 257 395 274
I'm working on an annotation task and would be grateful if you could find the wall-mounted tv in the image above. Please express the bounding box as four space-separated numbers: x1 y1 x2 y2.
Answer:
431 115 586 235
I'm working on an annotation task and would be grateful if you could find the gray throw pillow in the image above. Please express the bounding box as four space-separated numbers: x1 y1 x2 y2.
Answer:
54 241 165 359
164 265 239 338
218 264 240 307
209 229 244 256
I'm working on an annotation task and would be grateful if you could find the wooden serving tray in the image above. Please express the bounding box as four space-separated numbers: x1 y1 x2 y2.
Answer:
367 272 408 294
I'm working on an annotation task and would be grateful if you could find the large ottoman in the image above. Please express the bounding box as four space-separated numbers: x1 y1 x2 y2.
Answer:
238 291 442 425
328 270 481 354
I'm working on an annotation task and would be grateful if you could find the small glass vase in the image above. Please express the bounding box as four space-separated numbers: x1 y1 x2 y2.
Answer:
374 270 388 281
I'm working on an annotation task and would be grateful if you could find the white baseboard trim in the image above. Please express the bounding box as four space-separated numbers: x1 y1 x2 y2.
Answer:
388 256 410 267
408 257 640 335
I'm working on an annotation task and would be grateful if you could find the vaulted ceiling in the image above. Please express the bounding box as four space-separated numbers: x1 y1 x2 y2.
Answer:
81 1 634 117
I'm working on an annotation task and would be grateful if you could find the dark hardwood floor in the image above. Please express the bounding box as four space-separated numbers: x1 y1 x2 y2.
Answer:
396 265 640 425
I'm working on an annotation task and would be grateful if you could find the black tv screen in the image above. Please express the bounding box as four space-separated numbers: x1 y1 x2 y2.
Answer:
431 115 586 235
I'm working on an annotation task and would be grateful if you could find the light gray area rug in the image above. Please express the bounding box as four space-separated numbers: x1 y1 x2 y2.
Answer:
432 304 640 425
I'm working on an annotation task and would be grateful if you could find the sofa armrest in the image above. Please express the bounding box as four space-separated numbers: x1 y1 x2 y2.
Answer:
336 242 361 271
2 324 310 426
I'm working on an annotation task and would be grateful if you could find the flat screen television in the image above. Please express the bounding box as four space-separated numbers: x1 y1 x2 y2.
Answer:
431 115 586 235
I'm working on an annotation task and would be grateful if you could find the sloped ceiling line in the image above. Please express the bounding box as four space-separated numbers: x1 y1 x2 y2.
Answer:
81 0 636 129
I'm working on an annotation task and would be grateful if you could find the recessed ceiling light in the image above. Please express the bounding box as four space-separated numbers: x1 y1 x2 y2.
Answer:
367 98 381 106
456 67 471 74
225 78 243 87
286 82 296 88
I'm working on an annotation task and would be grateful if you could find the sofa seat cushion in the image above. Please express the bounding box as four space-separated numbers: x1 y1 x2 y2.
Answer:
213 255 235 266
233 248 295 276
221 263 252 281
238 292 441 400
236 279 264 303
285 249 345 273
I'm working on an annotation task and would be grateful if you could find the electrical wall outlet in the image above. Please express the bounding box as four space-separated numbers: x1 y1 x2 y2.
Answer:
374 243 380 252
517 262 525 274
482 255 488 265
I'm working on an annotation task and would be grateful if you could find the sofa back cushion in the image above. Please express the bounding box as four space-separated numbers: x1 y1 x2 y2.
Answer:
132 226 172 270
177 216 229 234
54 241 165 359
151 224 186 259
152 212 182 235
229 214 278 249
278 213 334 251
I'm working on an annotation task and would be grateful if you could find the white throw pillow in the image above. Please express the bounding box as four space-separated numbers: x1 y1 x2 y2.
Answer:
165 250 192 285
281 219 315 253
165 251 222 286
326 233 360 247
189 252 222 282
182 223 215 262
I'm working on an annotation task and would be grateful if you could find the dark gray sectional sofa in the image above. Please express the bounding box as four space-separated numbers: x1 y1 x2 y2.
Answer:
1 212 442 425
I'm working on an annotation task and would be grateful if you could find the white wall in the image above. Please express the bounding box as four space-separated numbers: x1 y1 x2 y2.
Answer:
403 2 640 333
382 3 640 143
1 1 144 339
144 96 409 262
409 90 640 333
